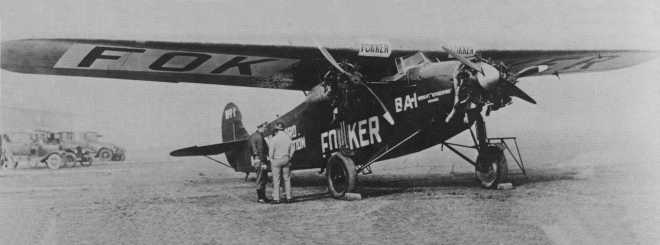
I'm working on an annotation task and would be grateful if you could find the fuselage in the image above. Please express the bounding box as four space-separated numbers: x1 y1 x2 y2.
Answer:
266 60 477 170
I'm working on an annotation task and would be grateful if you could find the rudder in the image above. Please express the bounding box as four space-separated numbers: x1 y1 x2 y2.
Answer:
221 103 253 173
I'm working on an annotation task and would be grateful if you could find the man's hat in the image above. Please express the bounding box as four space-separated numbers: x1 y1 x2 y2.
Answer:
274 122 284 130
257 122 268 129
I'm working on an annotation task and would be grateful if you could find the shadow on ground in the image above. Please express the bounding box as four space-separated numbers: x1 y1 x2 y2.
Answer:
288 167 580 198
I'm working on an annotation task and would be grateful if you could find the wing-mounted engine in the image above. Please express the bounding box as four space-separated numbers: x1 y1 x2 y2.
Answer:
441 47 544 121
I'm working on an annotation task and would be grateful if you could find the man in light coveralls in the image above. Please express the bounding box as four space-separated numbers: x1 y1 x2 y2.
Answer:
268 122 294 204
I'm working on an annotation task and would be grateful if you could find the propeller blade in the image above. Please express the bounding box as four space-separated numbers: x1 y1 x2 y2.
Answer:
503 82 537 104
314 41 395 125
442 46 483 74
358 82 395 125
314 41 351 76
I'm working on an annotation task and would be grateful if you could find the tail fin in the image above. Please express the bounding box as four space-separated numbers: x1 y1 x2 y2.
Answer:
221 103 253 172
222 102 249 142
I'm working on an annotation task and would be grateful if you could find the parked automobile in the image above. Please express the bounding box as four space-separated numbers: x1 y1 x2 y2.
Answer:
57 131 125 161
1 131 71 169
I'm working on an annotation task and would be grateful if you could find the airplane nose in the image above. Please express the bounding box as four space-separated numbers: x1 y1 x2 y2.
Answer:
475 63 501 90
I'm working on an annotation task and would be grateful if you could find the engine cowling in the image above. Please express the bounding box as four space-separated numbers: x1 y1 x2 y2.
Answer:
475 62 501 90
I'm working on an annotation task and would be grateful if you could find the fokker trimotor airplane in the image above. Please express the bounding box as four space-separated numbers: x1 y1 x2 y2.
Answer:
2 38 657 197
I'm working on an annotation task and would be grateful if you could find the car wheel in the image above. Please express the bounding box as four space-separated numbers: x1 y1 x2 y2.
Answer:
97 148 112 161
45 153 63 170
63 153 76 167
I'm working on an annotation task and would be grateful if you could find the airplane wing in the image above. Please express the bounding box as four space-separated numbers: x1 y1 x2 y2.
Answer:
3 39 657 88
1 39 334 90
478 50 659 77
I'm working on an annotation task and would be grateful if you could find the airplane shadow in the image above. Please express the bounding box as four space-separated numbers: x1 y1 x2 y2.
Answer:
291 168 579 199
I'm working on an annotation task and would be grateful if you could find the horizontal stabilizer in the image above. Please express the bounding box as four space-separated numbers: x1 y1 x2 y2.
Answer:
170 139 246 157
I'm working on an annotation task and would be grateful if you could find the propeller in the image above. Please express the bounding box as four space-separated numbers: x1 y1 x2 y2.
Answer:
442 46 483 74
314 41 395 125
442 46 537 105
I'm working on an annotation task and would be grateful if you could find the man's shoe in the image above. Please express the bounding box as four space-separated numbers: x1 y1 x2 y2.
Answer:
257 198 269 204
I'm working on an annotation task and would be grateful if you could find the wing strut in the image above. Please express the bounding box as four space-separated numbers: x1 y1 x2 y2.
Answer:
357 130 421 173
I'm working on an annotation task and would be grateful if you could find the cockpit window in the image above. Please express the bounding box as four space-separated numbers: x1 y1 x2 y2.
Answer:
396 52 430 74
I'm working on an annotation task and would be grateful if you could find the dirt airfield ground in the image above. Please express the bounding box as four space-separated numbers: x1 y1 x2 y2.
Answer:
0 142 659 245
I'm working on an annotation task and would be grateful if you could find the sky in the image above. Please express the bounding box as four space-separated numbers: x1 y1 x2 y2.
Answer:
1 0 659 160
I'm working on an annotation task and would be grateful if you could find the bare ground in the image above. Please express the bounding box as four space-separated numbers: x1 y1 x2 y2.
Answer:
0 146 659 245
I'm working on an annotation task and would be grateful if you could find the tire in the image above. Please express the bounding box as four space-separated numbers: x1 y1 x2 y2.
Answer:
326 153 357 198
45 153 63 170
475 145 508 189
63 153 76 167
97 148 113 161
113 153 126 161
80 157 93 167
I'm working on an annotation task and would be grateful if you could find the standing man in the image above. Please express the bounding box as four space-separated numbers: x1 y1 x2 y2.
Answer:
1 134 16 169
248 123 270 203
268 122 294 204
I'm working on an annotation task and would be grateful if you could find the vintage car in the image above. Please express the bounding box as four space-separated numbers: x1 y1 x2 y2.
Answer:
57 131 125 161
1 131 71 169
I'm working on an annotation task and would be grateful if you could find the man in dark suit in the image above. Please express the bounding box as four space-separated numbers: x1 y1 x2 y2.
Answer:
248 123 270 203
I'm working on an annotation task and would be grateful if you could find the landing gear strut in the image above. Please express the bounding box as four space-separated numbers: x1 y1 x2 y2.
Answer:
442 114 526 189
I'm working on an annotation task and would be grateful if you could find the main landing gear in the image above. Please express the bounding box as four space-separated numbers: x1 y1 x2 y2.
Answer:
325 153 357 198
443 138 525 189
442 116 527 188
474 144 508 188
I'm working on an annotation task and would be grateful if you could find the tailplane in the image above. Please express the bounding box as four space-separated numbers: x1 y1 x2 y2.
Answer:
170 102 254 173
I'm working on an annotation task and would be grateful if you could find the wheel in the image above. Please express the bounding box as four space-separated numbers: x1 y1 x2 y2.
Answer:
475 145 508 188
97 148 113 161
44 153 63 170
326 153 357 198
63 153 76 167
80 157 93 167
113 153 126 161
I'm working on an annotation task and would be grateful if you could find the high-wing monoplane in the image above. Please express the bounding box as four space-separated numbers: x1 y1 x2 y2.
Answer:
2 38 657 197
